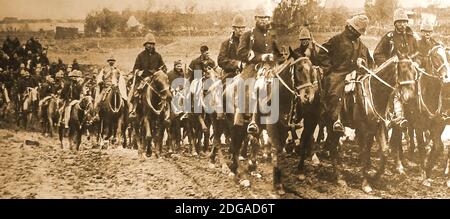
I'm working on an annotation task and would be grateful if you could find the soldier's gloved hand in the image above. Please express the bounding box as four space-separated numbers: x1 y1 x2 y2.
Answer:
357 58 366 68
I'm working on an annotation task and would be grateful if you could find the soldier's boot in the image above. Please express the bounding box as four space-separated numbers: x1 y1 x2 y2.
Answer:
247 113 259 134
388 94 408 129
128 96 137 119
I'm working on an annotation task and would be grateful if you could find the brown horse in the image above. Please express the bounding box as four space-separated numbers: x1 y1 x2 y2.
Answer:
133 71 172 160
98 86 127 148
58 96 95 150
406 45 450 187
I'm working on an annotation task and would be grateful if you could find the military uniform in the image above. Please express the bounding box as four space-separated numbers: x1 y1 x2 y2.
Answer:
293 28 320 65
316 15 372 132
187 55 215 82
133 50 166 79
373 27 419 66
218 32 242 79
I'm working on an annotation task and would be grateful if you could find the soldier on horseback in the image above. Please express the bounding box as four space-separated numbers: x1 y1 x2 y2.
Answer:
59 70 83 129
236 5 281 133
129 33 167 118
218 14 247 81
292 27 320 65
93 55 127 118
187 45 216 82
417 22 440 70
317 14 373 133
374 8 419 128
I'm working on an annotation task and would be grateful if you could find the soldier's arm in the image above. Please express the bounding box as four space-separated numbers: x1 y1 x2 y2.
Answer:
237 32 252 62
132 53 142 72
218 41 240 72
158 54 167 73
373 34 390 66
316 36 335 71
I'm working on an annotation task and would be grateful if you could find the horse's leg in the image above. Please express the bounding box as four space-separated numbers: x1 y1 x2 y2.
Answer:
203 115 211 153
407 126 416 160
230 124 246 175
267 123 285 193
424 125 445 186
75 127 82 151
390 127 406 175
415 126 427 178
326 122 346 186
247 131 260 172
298 115 318 178
210 115 223 164
59 124 64 149
143 116 152 158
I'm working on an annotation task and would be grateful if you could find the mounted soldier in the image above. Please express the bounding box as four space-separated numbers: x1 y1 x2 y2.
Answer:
292 27 320 65
59 70 83 129
129 33 167 118
93 55 128 117
317 14 374 133
218 14 247 81
187 45 216 82
236 5 281 133
417 22 441 70
373 8 419 128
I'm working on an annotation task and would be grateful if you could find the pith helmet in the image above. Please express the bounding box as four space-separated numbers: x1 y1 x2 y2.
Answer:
299 28 312 40
143 33 156 45
255 5 272 18
232 14 246 27
420 22 433 32
107 55 116 62
347 14 369 35
393 9 409 23
68 70 82 78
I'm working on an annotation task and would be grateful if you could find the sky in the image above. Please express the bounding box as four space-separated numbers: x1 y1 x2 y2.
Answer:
0 0 449 20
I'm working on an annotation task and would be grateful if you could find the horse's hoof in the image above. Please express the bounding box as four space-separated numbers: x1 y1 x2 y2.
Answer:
239 156 246 161
275 185 286 196
362 180 372 194
191 151 198 157
239 179 251 188
208 162 215 169
228 172 235 178
422 179 432 187
312 153 320 166
337 179 347 187
168 149 173 154
298 174 306 181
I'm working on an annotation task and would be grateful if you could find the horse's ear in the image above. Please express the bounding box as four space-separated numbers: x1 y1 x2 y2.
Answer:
289 46 299 60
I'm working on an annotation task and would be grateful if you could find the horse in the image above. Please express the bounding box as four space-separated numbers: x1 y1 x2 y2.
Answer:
132 70 172 160
58 96 95 151
287 54 322 180
20 86 39 130
388 53 420 176
98 85 127 149
407 44 450 187
41 94 61 137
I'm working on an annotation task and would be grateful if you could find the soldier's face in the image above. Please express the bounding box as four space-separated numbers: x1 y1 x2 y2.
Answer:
300 39 310 47
145 43 155 51
175 64 183 72
395 20 408 32
201 51 210 59
421 30 432 40
233 27 246 37
256 17 271 29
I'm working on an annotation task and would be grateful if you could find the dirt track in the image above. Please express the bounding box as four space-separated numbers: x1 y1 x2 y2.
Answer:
1 125 449 199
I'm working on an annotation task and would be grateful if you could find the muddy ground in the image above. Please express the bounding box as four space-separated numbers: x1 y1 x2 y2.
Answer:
0 122 449 199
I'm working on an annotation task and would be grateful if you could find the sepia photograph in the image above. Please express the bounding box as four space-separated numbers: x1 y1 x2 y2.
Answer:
0 0 450 203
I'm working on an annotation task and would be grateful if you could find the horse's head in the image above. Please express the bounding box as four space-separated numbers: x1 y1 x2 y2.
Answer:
290 48 319 104
151 70 172 101
396 53 417 103
429 45 450 82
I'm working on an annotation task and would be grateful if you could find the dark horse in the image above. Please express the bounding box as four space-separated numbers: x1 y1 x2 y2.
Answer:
58 96 95 151
98 86 127 148
404 45 450 187
133 70 172 160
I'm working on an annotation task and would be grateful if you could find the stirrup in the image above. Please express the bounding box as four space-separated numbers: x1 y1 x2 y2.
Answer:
247 122 259 134
333 121 345 133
